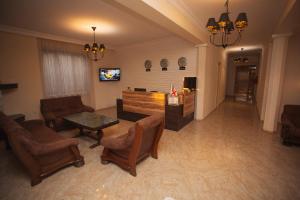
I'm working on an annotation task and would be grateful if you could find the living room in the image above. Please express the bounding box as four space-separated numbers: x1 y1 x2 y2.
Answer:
1 0 300 199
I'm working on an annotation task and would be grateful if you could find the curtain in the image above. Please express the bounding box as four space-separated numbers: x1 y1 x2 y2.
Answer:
40 39 91 98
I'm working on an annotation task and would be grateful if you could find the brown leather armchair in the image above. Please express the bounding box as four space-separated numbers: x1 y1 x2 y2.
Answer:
281 105 300 145
0 112 84 186
100 113 165 176
40 95 94 131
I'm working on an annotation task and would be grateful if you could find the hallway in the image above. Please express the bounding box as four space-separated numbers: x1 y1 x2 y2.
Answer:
1 100 300 200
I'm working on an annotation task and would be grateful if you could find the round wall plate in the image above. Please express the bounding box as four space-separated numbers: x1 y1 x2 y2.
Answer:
144 59 152 72
178 57 187 70
160 58 168 71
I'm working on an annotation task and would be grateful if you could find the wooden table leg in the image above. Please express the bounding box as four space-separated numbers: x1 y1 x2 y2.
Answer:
89 130 103 149
73 127 85 138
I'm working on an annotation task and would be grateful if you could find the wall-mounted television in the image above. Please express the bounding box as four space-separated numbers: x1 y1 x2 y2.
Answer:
184 77 197 90
99 68 121 81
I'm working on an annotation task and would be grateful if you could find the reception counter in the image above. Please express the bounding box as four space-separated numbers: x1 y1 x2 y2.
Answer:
117 91 195 131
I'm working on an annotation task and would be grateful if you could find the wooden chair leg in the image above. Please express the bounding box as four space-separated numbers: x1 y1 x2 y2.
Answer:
129 167 137 177
151 151 158 159
74 158 85 167
31 176 42 186
101 160 110 165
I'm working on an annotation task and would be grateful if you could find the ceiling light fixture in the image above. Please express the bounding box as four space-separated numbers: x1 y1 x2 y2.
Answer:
84 27 106 61
233 48 249 63
206 0 248 48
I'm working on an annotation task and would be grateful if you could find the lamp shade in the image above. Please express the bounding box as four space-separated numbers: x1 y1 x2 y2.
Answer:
235 12 248 29
99 44 106 52
206 18 218 32
84 44 90 52
92 42 98 52
227 21 235 32
218 13 230 28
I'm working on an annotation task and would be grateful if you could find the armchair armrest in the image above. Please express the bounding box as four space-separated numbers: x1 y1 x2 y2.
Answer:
82 105 95 112
101 133 131 150
20 136 79 156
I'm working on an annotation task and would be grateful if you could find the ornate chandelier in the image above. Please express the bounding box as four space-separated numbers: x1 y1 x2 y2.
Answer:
84 27 106 61
206 0 248 48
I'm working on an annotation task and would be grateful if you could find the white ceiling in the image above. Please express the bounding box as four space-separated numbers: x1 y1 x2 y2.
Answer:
182 0 288 45
0 0 295 47
0 0 171 47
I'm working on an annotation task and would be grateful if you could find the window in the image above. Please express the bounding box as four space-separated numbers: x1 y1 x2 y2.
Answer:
41 46 91 98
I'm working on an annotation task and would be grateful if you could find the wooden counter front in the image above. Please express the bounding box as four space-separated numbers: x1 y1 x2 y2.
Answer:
122 91 166 115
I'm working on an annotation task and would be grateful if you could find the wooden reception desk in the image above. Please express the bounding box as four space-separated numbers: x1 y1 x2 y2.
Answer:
122 91 166 115
117 91 195 131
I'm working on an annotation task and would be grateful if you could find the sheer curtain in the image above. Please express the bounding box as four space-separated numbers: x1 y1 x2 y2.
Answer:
40 39 91 98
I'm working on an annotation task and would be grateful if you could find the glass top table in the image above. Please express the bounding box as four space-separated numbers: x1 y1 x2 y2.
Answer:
63 112 119 148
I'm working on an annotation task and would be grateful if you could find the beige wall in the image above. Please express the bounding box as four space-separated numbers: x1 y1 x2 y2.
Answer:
0 31 227 120
0 31 117 119
91 50 122 110
115 36 197 92
0 31 43 119
280 33 300 114
202 45 225 117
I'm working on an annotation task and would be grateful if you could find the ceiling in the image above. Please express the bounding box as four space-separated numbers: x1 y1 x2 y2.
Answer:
0 0 171 47
276 0 300 34
182 0 288 45
0 0 295 47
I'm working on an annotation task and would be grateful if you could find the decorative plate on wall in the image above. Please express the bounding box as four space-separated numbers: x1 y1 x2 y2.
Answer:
144 59 152 72
178 57 187 70
160 58 168 71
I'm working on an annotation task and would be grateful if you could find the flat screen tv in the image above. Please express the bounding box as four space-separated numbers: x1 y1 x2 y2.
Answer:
184 77 197 90
99 68 121 81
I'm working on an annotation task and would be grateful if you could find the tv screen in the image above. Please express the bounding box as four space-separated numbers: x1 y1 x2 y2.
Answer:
184 77 197 90
99 68 121 81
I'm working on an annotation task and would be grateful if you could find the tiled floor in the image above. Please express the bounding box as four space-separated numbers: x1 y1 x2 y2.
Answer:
1 100 300 200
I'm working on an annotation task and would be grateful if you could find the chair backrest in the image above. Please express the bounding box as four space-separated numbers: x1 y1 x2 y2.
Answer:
129 113 165 160
40 95 83 113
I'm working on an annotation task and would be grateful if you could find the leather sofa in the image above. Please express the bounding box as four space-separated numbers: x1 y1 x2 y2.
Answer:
40 95 94 131
0 111 84 186
281 105 300 145
100 113 165 176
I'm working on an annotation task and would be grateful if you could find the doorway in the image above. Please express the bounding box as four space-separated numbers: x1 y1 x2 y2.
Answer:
225 49 261 104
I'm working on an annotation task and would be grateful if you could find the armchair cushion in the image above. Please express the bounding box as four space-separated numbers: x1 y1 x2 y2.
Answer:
101 127 135 150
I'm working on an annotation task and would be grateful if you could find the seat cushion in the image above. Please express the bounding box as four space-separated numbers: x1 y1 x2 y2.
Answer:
24 123 65 143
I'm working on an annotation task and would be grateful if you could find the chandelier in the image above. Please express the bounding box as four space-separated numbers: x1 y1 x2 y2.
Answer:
84 27 106 61
206 0 248 48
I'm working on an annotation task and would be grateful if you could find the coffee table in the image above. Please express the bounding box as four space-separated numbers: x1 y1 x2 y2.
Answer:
63 112 119 148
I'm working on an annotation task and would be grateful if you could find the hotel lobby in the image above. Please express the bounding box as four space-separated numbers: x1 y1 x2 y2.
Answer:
0 0 300 199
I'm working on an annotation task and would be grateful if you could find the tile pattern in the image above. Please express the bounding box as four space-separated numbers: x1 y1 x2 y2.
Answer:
1 100 300 200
